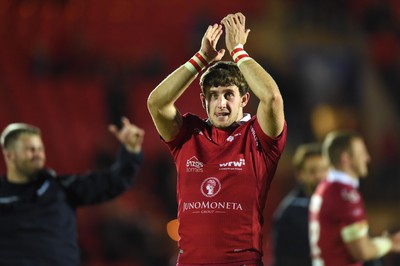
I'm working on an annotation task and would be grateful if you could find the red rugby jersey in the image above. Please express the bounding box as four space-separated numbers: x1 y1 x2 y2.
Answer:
309 170 366 266
165 113 287 265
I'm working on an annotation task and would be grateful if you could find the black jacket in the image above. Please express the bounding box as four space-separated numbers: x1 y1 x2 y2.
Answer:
271 186 311 266
0 146 143 266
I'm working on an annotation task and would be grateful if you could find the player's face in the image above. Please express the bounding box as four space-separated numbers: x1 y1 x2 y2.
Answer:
299 155 328 189
349 138 370 178
203 85 248 129
8 134 46 177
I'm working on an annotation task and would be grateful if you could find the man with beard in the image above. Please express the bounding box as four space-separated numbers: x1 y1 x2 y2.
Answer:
0 118 144 266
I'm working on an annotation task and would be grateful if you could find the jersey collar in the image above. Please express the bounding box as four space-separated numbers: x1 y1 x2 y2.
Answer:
238 113 251 124
327 169 359 188
205 113 251 126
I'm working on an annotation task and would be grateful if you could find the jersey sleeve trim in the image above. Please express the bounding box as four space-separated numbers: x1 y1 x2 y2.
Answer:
340 220 368 242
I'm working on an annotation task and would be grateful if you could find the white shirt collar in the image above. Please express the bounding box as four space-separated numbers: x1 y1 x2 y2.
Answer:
238 113 251 124
327 169 359 188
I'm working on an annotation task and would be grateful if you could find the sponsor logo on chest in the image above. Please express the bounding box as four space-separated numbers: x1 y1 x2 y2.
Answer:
186 156 204 172
186 156 246 172
182 176 244 214
218 158 246 170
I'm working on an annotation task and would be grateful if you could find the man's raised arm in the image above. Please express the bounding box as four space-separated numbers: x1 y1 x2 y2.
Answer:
222 12 285 138
147 24 225 142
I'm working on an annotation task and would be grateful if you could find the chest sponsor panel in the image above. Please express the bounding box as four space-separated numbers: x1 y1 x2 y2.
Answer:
179 173 255 216
185 155 248 172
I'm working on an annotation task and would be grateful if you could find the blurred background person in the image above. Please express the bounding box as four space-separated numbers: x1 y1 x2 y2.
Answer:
309 130 400 266
0 118 144 266
271 143 328 266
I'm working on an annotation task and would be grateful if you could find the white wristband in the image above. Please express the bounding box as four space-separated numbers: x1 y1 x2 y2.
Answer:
372 237 392 257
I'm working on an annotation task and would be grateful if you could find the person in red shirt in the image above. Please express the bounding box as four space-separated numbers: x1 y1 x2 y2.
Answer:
147 12 287 266
309 130 400 266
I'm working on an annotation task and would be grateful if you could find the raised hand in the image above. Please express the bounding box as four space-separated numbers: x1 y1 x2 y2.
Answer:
200 23 225 63
221 12 250 53
108 117 145 153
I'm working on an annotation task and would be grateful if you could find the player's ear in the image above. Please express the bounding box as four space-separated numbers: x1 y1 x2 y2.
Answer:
340 152 351 167
240 92 250 107
200 93 206 109
3 149 14 163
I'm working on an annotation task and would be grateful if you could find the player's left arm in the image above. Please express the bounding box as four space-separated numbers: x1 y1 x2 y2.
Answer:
222 12 285 138
240 60 285 138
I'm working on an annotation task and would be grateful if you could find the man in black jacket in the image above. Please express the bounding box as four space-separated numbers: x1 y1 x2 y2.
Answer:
271 143 328 266
0 117 144 266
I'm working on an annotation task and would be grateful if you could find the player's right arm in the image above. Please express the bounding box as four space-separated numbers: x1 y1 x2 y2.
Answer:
343 220 400 261
147 24 225 142
147 67 197 142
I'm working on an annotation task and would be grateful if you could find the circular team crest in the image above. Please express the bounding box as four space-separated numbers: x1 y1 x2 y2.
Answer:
201 177 221 197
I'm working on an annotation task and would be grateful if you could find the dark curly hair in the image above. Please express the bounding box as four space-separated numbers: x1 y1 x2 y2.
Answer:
199 61 250 96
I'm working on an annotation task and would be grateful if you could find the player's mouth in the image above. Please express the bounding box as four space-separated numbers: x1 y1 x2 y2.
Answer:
215 112 229 118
